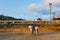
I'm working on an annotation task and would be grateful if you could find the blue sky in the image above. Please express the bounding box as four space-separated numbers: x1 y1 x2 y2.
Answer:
0 0 60 21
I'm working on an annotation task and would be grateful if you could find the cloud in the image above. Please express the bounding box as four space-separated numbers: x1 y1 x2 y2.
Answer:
45 0 60 18
45 0 60 7
42 15 50 20
28 0 60 12
27 1 51 13
28 3 36 12
27 0 60 20
54 10 60 18
53 0 60 7
28 3 43 12
27 2 51 20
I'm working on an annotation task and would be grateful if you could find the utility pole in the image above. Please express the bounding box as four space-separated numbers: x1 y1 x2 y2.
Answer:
49 2 52 21
53 12 55 19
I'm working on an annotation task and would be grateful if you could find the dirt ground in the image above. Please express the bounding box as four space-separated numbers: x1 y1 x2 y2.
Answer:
0 31 60 40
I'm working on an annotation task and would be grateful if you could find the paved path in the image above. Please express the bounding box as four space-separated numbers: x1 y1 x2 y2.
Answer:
0 31 60 40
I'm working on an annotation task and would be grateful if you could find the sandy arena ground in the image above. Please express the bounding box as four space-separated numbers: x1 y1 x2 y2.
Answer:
0 31 60 40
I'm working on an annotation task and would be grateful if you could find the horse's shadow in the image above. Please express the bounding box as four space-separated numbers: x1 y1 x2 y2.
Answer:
32 31 60 36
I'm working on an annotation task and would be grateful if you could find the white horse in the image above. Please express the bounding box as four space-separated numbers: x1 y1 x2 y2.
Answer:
28 26 32 34
35 26 39 34
29 26 39 34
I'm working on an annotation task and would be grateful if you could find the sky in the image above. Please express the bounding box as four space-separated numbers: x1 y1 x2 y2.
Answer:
0 0 60 21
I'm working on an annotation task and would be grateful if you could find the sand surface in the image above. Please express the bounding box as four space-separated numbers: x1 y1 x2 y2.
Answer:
0 31 60 40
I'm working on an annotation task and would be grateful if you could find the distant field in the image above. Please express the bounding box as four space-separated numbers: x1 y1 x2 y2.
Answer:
0 26 60 32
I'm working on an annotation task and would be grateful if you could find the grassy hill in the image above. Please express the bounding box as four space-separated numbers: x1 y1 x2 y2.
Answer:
0 15 24 20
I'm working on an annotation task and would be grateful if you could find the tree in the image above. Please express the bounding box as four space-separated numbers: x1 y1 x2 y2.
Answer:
37 18 41 21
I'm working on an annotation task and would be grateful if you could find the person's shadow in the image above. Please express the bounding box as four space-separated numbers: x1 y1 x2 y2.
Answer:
32 31 60 36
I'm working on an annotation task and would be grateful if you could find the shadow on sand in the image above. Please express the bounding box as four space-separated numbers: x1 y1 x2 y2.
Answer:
36 31 60 36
